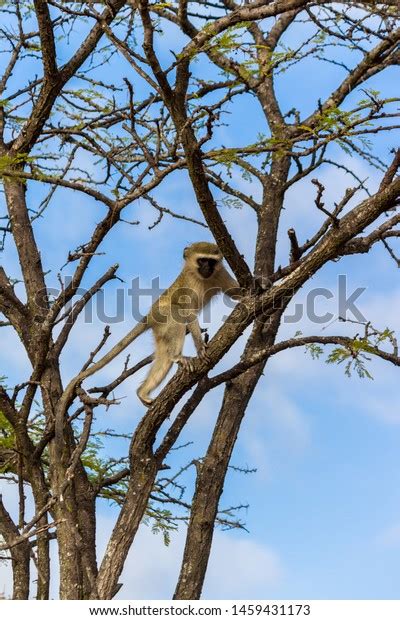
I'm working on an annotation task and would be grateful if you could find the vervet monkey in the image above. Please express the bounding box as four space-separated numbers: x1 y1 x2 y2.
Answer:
133 241 241 406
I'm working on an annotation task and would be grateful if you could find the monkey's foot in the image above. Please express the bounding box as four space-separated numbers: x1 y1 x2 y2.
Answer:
198 345 210 363
136 389 153 407
177 356 195 373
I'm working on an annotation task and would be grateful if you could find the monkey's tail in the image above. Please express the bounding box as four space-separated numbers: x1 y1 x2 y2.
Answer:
79 318 149 382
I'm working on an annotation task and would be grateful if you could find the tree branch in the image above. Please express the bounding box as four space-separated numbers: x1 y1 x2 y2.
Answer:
33 0 59 78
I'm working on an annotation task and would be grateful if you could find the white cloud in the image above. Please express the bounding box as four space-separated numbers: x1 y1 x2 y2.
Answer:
376 523 400 549
253 386 311 448
203 533 282 599
265 391 311 451
100 519 283 600
357 289 400 333
357 393 400 426
0 504 282 600
1 327 31 380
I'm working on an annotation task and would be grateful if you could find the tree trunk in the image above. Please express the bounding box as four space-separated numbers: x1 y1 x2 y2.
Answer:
44 362 98 599
11 545 31 600
173 364 265 599
174 315 282 599
35 529 50 599
0 497 31 599
29 469 51 599
94 443 159 599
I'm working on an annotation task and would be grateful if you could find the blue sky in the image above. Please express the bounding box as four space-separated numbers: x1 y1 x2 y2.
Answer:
1 5 400 599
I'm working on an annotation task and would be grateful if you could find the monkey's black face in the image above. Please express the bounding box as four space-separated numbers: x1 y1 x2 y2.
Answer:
197 257 218 279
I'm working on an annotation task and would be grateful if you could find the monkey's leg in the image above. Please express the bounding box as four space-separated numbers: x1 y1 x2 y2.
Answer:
137 322 186 406
137 339 173 407
187 319 209 361
168 322 197 373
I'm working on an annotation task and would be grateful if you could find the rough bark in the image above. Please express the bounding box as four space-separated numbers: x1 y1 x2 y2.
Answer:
0 497 31 599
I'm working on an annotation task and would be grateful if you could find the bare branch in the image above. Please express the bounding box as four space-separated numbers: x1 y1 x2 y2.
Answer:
33 0 59 78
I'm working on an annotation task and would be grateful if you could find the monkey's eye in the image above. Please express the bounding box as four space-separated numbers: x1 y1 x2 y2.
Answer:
197 258 218 268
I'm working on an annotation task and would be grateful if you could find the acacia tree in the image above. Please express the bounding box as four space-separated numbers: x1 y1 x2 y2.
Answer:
0 0 399 600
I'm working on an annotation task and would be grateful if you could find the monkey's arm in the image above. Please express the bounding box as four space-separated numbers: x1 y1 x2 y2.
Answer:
218 267 244 300
187 319 208 359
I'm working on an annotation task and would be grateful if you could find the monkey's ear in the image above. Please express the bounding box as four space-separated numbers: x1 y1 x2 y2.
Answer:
183 246 188 259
